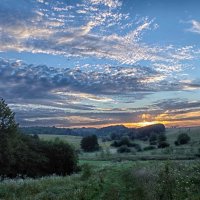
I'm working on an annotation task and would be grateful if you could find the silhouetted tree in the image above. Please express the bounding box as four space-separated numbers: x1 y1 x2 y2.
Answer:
158 134 167 142
117 145 131 153
157 141 170 148
0 98 20 177
81 135 99 152
174 133 190 146
157 134 169 148
42 138 78 175
0 99 78 178
149 133 157 145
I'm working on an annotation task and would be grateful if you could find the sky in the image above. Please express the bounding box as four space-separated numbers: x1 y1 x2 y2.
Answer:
0 0 200 128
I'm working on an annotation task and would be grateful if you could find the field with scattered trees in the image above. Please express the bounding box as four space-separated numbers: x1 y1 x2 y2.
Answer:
0 98 200 199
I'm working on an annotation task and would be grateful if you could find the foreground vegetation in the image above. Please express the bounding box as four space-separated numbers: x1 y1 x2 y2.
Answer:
0 99 77 178
0 160 199 200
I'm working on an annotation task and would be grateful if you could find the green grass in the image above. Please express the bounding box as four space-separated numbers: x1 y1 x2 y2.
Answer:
39 134 112 150
39 134 82 149
38 127 200 161
1 128 198 199
0 160 199 200
166 127 200 144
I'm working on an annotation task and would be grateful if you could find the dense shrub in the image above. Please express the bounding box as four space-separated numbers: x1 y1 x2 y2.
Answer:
81 135 99 152
149 133 157 145
196 148 200 157
175 133 191 145
42 139 78 176
0 99 77 178
131 143 142 151
117 145 131 153
111 137 141 152
111 137 130 147
157 141 170 148
174 140 179 146
158 134 167 142
150 141 157 145
110 140 121 147
111 137 136 147
120 136 131 146
143 145 156 151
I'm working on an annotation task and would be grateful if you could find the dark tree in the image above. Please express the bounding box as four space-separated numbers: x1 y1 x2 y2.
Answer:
157 134 168 148
120 136 131 146
143 145 156 151
42 138 78 175
0 99 78 178
149 133 157 145
0 98 18 132
110 136 131 147
81 135 99 152
158 141 170 148
117 145 131 153
158 134 167 142
175 133 190 145
0 98 19 177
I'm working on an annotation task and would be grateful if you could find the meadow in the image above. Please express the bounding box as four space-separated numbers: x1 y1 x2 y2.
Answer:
0 160 199 200
39 127 200 162
0 127 199 200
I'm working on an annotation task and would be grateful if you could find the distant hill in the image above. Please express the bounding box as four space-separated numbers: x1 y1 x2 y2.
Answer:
136 123 166 139
20 124 165 138
20 126 73 135
97 125 132 136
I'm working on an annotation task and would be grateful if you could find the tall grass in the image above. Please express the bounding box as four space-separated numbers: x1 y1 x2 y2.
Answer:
0 160 199 200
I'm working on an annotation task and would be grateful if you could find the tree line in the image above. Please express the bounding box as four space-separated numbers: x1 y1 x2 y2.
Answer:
0 99 77 178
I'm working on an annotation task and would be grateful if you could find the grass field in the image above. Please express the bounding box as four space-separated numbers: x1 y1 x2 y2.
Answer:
0 160 199 200
39 134 113 150
39 134 83 149
0 128 199 199
39 127 200 162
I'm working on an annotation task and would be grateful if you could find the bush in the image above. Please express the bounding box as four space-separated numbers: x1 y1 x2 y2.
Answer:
120 136 131 146
13 135 78 177
150 141 157 145
131 143 142 151
149 133 157 144
157 141 170 148
111 136 132 147
196 148 200 157
143 146 156 151
81 135 99 152
174 140 179 146
110 137 138 148
110 140 121 147
42 138 78 176
158 134 167 142
0 98 20 177
0 99 78 178
175 133 190 145
117 145 131 153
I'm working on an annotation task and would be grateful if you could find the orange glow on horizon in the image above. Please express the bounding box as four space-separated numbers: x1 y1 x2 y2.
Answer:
57 111 200 129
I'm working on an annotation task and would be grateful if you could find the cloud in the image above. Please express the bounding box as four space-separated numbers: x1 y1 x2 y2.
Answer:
1 58 195 102
188 20 200 34
1 0 200 127
153 99 200 111
1 57 199 127
0 0 198 72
